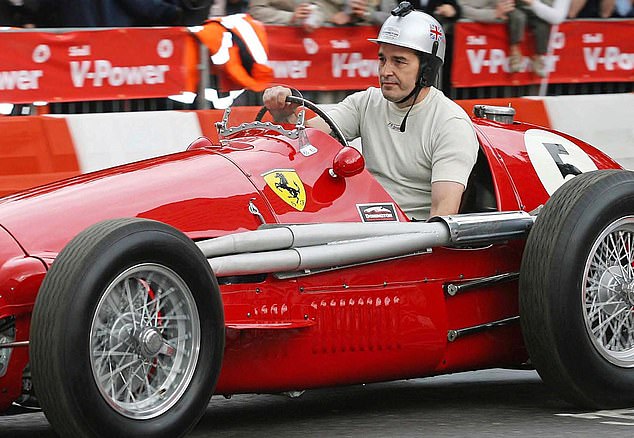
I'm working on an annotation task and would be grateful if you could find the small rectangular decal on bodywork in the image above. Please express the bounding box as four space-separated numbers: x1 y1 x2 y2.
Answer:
357 203 399 222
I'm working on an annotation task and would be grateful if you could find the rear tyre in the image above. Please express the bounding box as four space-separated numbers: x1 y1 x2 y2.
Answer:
520 170 634 408
30 218 224 437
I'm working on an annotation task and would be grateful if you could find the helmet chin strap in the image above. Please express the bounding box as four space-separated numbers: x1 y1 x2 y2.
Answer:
398 84 422 133
397 41 439 133
397 55 425 133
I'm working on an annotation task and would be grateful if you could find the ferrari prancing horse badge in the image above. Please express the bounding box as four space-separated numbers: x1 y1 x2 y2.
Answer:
262 169 306 211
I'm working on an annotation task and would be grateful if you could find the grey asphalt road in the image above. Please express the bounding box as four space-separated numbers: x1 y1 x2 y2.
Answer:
2 369 634 437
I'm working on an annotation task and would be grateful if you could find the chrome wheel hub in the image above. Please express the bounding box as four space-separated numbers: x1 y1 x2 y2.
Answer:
136 327 165 359
597 266 632 314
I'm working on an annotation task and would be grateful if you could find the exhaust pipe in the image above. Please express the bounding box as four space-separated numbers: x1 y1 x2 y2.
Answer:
199 211 534 277
429 211 535 243
197 221 450 258
209 232 449 276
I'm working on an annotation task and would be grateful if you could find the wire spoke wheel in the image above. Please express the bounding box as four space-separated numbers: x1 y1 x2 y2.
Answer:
90 263 201 419
583 217 634 367
30 218 224 438
520 170 634 409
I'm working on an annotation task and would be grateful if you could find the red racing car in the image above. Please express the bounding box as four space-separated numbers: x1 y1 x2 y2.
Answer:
0 96 633 437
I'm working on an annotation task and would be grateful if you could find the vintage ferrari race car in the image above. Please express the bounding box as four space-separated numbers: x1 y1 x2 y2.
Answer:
0 96 633 437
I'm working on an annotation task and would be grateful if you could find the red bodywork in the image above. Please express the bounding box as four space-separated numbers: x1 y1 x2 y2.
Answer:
0 117 621 410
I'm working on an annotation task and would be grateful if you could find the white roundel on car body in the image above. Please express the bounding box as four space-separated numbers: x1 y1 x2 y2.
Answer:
525 128 598 195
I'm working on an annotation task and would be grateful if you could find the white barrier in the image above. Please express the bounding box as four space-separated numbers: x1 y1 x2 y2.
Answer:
541 93 634 170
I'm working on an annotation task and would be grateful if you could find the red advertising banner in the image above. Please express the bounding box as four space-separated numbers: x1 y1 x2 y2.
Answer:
452 20 634 87
1 20 631 104
264 25 380 91
0 27 194 104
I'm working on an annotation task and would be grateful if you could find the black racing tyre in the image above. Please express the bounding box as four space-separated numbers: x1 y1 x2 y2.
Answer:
30 218 224 438
520 170 634 408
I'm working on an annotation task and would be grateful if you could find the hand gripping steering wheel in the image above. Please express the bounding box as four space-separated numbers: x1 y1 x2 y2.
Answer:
256 95 349 147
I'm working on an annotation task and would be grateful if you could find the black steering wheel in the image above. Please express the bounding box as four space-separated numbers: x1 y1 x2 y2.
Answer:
256 95 348 147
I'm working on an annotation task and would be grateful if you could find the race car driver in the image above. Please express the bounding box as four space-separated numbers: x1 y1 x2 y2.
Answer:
262 1 479 220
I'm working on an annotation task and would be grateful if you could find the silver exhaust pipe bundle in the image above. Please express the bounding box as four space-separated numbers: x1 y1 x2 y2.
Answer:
197 211 535 277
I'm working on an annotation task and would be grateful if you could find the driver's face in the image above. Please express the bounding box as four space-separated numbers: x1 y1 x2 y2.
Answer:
378 43 420 107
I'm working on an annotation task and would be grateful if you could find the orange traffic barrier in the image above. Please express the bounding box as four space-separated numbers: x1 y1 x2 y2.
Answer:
0 116 80 197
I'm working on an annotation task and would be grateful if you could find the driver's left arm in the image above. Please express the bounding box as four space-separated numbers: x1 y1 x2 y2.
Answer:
430 181 465 217
428 117 479 217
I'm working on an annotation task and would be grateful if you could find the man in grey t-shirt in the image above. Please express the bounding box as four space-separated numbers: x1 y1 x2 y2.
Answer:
263 1 479 220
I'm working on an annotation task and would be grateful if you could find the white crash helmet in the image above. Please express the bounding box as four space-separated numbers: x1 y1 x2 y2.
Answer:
369 2 446 87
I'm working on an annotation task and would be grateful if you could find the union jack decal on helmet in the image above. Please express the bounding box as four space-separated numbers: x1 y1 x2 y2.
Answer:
429 24 444 42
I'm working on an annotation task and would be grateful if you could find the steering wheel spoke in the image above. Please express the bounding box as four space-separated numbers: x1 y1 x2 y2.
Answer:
250 95 349 147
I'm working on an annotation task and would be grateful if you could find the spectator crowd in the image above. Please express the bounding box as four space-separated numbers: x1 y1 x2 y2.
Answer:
3 0 630 28
0 0 218 27
1 0 632 90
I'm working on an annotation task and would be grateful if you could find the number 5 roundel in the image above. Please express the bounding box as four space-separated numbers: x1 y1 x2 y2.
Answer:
525 129 598 195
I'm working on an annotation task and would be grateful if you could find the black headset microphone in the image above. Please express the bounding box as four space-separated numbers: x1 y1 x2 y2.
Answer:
399 40 439 133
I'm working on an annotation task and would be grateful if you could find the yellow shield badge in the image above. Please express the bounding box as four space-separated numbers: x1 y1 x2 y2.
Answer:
262 169 306 211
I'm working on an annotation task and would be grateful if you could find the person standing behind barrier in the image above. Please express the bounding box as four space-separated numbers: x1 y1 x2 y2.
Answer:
460 0 569 77
331 0 401 25
459 0 515 23
178 0 215 24
249 0 395 29
408 0 462 23
0 0 37 28
612 0 633 16
507 0 570 77
364 0 403 24
248 0 323 31
568 0 615 17
0 0 20 26
521 0 571 23
225 0 249 14
30 0 185 27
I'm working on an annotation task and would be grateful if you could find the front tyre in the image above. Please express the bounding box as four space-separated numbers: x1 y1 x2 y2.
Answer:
30 218 224 437
520 170 634 408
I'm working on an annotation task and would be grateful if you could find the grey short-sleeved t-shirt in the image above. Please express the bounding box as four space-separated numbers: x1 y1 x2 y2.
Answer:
327 86 479 220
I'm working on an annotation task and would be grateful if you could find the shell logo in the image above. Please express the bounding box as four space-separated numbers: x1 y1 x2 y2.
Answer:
32 44 51 63
157 39 174 59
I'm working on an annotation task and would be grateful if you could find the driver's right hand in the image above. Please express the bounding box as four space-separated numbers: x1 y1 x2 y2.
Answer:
263 86 299 123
